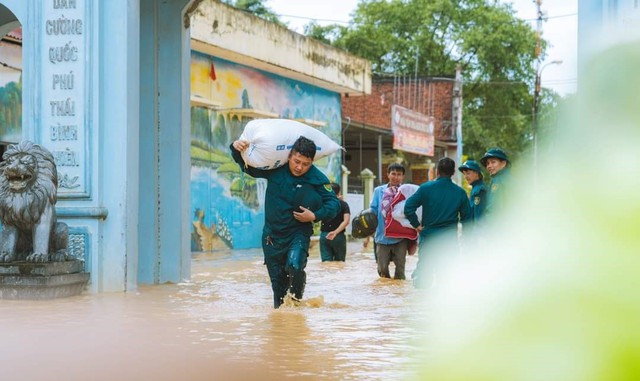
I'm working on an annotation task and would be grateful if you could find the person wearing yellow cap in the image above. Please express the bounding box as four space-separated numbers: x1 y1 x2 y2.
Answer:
480 148 510 217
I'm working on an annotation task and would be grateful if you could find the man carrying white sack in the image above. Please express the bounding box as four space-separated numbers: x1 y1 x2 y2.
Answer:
231 136 340 308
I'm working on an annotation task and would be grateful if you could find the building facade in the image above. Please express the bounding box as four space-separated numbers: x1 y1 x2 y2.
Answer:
0 0 369 289
188 1 369 251
341 75 462 191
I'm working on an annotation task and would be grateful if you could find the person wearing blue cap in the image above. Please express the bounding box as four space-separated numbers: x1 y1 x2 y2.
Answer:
458 160 488 224
480 147 511 217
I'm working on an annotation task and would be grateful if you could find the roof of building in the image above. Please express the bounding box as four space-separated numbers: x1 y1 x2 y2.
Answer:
2 27 22 43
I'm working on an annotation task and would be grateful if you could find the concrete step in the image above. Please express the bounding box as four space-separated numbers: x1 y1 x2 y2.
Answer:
0 260 90 300
0 260 85 276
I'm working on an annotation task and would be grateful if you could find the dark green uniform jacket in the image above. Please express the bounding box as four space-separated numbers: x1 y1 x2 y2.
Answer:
230 145 339 238
486 167 510 217
404 177 472 238
469 179 488 223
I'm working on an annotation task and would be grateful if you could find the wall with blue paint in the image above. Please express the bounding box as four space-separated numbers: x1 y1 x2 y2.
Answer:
0 29 21 143
190 52 342 250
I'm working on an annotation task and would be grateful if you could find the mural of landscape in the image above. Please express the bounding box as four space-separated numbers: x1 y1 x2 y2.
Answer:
0 35 22 143
190 52 342 251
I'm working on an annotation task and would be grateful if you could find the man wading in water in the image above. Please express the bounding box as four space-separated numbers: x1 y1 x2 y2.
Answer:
230 136 340 308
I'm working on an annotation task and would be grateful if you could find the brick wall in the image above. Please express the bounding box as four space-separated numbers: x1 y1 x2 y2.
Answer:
341 77 456 141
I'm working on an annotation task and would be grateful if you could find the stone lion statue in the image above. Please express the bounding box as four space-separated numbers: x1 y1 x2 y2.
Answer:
0 141 69 262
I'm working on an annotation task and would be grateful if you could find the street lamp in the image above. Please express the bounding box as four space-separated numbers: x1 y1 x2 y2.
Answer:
533 59 562 167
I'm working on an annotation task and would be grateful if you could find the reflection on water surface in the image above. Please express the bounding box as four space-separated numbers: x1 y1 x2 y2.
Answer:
2 241 425 380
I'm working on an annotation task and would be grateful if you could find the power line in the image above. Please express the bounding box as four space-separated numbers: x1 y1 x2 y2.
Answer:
274 12 577 26
542 79 577 84
466 80 527 85
465 78 577 86
523 12 577 22
276 13 350 25
0 61 22 72
472 111 564 120
473 115 530 119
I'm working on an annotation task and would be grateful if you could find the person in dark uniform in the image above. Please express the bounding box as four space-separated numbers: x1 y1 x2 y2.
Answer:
404 157 472 288
458 160 488 224
230 136 340 308
319 183 351 262
480 148 511 217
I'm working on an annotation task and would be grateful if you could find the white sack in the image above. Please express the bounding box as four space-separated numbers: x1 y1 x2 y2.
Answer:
391 183 422 226
238 119 342 170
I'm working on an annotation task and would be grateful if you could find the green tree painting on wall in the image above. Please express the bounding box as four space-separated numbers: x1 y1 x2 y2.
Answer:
0 75 22 142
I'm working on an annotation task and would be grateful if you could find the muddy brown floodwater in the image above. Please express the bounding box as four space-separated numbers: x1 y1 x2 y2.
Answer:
2 241 427 381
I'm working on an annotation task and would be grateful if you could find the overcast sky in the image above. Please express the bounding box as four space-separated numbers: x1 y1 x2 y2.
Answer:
266 0 577 96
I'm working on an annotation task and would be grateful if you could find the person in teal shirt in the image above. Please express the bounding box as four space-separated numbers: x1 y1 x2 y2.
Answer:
404 157 471 288
458 160 488 224
231 136 340 308
480 147 511 217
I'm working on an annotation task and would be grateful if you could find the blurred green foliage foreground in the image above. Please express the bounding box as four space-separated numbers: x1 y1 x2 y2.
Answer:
413 42 640 381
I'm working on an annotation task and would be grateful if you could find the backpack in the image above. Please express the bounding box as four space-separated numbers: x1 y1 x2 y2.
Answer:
351 208 378 238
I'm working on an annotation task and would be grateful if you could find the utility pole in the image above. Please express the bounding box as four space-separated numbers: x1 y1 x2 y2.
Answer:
533 0 543 169
533 59 562 162
453 65 463 184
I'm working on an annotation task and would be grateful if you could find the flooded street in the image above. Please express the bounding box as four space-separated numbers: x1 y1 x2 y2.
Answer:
2 241 425 381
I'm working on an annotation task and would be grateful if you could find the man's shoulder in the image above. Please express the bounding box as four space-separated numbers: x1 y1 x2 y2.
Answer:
442 179 467 195
422 180 436 187
474 182 488 193
489 173 508 187
447 181 467 194
493 168 511 181
264 164 287 180
373 184 388 195
303 165 330 184
419 179 440 190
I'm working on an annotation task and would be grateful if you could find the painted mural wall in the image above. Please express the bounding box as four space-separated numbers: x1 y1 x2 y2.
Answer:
190 51 342 251
0 29 22 143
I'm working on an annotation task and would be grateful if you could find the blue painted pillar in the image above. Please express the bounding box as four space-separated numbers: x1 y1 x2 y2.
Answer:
138 0 192 284
98 0 141 291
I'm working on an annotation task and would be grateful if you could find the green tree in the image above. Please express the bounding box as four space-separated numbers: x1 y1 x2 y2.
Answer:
0 78 22 132
303 22 347 45
537 88 569 148
306 0 549 162
221 0 285 27
191 106 212 145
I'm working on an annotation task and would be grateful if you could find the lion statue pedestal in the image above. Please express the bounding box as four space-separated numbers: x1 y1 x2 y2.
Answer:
0 141 89 299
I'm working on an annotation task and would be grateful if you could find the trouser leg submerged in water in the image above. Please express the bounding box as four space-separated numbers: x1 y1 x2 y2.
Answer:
263 231 309 308
320 231 347 261
286 235 308 300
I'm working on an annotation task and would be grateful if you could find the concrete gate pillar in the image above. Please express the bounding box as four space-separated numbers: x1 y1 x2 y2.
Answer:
0 0 196 292
138 0 195 285
361 168 376 211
